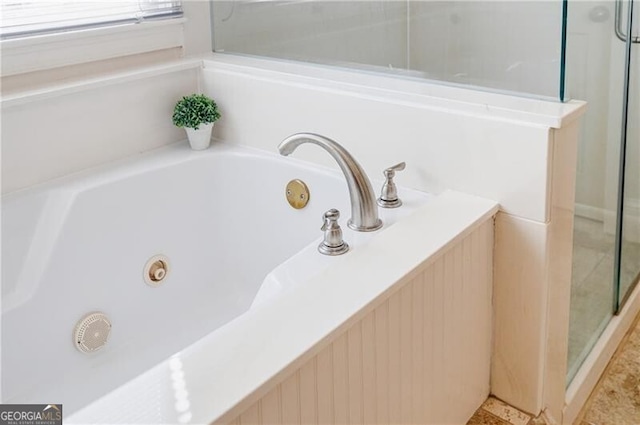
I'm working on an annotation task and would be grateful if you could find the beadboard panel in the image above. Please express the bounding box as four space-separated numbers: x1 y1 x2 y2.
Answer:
223 219 493 425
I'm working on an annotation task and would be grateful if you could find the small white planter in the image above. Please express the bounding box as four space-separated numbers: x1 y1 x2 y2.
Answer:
185 122 214 150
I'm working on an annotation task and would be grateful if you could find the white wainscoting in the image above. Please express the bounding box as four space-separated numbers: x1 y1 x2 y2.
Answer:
221 219 494 425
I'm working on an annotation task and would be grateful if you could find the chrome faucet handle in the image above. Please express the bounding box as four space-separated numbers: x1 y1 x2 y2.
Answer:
318 209 349 256
377 162 406 208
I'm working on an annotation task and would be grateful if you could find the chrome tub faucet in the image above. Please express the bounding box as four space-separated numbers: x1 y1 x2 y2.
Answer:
278 133 383 232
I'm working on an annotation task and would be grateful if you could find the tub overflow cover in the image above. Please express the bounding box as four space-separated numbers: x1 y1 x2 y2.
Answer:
286 179 310 209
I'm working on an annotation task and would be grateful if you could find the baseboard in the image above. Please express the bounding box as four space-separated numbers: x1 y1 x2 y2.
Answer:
575 199 639 244
574 203 605 222
622 198 640 244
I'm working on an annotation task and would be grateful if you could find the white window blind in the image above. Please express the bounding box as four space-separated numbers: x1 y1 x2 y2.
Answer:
0 1 183 39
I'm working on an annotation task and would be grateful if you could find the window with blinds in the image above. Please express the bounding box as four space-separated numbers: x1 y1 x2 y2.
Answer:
0 1 183 40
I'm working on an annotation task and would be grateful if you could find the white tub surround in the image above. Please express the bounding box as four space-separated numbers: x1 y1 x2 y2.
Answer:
202 54 583 223
0 59 202 194
67 189 498 425
200 54 586 420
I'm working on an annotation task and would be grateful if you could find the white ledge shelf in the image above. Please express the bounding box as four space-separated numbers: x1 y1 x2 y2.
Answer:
202 53 586 130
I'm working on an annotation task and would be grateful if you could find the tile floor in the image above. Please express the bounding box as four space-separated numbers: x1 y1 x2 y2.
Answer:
466 397 538 425
574 312 640 425
620 238 640 302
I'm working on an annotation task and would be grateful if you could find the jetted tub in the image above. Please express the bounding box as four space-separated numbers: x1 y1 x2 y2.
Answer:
1 141 429 413
2 140 498 424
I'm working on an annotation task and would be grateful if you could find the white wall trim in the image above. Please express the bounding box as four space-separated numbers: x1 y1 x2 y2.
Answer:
563 281 640 424
574 203 605 222
202 54 586 130
622 198 640 244
574 200 640 244
1 18 186 77
0 59 203 108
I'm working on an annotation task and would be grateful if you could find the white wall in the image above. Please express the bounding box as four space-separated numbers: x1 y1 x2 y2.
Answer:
211 1 408 71
568 0 639 233
210 1 563 99
566 1 615 216
604 32 640 242
182 0 213 57
1 0 212 94
1 62 201 194
408 1 563 98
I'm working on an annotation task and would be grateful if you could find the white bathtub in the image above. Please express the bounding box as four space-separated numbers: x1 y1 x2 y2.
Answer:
1 141 438 414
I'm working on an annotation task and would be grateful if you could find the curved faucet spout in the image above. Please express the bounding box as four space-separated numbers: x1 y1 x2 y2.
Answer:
278 133 383 232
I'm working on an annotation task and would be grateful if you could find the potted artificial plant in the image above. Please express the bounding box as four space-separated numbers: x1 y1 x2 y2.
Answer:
172 94 221 150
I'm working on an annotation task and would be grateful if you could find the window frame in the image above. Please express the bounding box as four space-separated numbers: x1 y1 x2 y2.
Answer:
1 17 186 77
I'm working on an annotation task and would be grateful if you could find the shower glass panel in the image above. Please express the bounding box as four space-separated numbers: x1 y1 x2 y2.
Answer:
565 1 620 383
212 2 408 71
616 0 640 309
566 0 639 383
211 1 565 99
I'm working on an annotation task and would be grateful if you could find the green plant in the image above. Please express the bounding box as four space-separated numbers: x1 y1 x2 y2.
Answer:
172 94 221 130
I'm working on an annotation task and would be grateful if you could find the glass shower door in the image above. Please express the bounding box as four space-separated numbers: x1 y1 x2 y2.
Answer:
566 0 638 382
615 0 640 310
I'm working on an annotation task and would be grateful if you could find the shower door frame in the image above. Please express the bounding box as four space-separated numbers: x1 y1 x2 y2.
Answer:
564 0 640 422
612 0 638 313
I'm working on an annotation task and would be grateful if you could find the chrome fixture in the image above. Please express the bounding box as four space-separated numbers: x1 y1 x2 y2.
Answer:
615 0 639 43
377 162 406 208
278 133 383 232
318 209 349 256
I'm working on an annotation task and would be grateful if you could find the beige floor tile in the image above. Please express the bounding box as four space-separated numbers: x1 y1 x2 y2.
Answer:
480 398 531 425
620 238 640 297
572 244 607 288
579 316 640 425
467 408 511 425
568 214 640 377
567 254 615 375
573 217 614 253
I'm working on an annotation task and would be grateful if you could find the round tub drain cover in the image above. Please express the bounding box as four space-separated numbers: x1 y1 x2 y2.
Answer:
74 312 111 353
